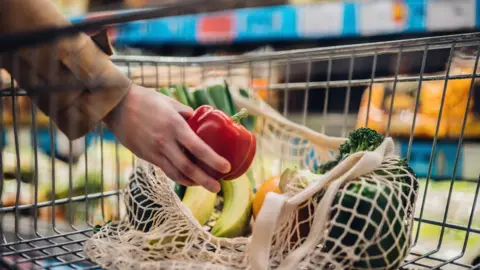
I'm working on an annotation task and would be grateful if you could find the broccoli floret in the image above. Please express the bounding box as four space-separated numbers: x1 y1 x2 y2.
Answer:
342 127 384 156
337 127 384 162
316 128 384 174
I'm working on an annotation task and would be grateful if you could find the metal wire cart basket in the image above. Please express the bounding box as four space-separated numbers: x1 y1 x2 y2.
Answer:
1 4 480 270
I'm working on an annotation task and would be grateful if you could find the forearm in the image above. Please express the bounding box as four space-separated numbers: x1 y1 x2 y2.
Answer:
0 0 132 139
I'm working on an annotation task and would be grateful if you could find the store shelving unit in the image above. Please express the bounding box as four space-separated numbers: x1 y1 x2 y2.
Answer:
71 0 480 46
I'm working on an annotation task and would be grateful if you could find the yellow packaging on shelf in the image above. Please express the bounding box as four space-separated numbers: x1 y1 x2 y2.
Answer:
357 47 480 139
356 77 479 139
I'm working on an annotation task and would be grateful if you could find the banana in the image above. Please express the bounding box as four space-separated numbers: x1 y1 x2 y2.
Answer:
150 188 216 246
182 186 217 226
211 175 253 238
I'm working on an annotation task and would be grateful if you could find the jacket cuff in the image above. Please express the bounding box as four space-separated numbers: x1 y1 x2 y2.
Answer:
54 33 132 140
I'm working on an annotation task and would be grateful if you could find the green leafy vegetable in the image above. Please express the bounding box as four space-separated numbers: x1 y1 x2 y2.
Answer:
317 128 384 174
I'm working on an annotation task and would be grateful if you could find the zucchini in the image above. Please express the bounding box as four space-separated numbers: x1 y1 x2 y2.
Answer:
193 89 216 107
173 84 189 107
158 87 174 98
223 81 237 115
208 84 234 116
184 86 197 109
174 184 186 199
170 179 186 199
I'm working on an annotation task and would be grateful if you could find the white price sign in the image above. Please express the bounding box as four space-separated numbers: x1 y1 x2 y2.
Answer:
297 3 344 37
358 1 407 35
427 0 475 31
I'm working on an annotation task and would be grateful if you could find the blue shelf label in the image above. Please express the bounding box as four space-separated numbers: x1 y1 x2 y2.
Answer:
70 0 479 46
236 5 297 42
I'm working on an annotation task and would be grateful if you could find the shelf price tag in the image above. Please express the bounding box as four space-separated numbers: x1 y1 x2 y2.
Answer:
197 13 235 44
426 0 475 31
296 2 344 37
358 0 408 36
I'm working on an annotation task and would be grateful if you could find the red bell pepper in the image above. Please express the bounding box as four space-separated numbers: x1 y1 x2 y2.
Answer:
187 105 256 180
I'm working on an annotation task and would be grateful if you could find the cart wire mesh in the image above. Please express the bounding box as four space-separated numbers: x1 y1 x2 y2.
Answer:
1 5 480 270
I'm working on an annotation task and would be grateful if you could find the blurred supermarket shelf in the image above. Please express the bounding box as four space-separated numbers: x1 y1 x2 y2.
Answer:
72 0 480 46
286 112 357 136
287 113 480 181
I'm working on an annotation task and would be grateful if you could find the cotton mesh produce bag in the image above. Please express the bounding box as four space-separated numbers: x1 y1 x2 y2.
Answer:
84 85 419 270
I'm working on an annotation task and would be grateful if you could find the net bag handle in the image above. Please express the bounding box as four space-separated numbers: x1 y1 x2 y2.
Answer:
249 138 395 270
229 86 346 150
249 192 287 270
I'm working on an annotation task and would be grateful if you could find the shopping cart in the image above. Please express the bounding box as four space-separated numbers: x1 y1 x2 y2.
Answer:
1 4 480 270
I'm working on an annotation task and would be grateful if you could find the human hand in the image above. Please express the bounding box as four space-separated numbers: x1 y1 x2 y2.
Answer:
103 84 231 193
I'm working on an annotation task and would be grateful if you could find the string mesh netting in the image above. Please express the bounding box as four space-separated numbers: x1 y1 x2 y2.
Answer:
266 154 419 270
84 92 419 270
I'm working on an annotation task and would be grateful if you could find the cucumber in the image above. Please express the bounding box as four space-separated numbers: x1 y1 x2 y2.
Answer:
158 87 174 98
208 84 234 116
173 84 189 107
173 181 186 199
193 89 216 107
239 88 251 99
224 81 237 115
188 91 198 108
184 86 197 109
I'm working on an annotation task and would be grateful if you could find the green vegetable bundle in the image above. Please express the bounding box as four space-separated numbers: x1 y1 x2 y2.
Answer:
291 128 419 269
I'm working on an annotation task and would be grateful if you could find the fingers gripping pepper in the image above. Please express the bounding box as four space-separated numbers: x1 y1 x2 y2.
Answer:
187 105 256 180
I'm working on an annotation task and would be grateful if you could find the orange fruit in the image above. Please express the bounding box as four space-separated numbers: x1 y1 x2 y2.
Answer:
251 78 269 100
252 176 281 218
